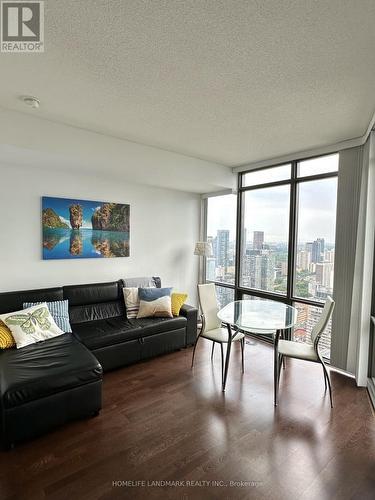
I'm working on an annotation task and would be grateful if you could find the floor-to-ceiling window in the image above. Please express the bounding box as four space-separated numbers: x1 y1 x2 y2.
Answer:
205 194 237 309
205 153 338 360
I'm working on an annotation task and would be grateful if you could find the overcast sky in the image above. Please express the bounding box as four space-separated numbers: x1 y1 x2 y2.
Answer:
207 177 337 244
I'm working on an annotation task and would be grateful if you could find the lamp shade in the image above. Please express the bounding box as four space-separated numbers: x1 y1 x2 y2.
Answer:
194 241 213 257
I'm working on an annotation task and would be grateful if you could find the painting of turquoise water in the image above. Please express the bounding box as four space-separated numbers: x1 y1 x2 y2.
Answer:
42 197 130 259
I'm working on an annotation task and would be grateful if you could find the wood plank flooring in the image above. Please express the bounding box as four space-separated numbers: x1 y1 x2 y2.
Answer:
0 338 374 500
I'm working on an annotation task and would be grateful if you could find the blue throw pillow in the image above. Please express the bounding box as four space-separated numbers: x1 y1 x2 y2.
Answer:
23 300 72 333
138 287 172 302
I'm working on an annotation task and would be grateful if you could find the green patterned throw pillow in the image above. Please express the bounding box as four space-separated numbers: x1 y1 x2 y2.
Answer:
0 303 65 349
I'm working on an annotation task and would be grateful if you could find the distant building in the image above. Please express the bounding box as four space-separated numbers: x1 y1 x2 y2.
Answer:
242 250 273 291
242 228 247 253
280 260 288 276
324 249 335 263
315 261 334 290
253 231 264 251
206 257 216 281
305 242 313 255
297 249 311 270
311 238 325 263
216 286 233 309
216 230 229 268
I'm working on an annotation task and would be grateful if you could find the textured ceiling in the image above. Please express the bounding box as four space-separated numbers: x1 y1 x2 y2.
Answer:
0 0 375 166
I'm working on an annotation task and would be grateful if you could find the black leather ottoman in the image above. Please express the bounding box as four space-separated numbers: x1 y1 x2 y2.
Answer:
0 334 103 448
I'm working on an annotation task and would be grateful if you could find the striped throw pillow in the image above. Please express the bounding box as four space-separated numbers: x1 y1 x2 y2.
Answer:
23 300 72 333
123 287 140 319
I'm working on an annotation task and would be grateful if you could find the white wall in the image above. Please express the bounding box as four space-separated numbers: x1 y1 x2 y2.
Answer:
0 163 200 305
0 107 235 194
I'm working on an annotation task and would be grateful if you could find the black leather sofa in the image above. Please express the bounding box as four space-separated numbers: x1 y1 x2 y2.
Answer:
0 278 197 448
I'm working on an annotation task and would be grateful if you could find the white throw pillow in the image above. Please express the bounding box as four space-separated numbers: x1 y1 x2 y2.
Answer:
137 296 173 319
123 287 140 319
0 303 65 349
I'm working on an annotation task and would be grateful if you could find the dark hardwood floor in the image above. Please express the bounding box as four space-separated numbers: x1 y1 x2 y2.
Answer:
1 338 374 500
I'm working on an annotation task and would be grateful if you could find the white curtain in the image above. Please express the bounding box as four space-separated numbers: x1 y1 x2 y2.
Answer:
331 133 375 385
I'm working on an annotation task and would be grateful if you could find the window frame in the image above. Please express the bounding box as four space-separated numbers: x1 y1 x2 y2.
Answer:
236 154 338 309
204 193 237 289
238 180 291 296
204 153 339 355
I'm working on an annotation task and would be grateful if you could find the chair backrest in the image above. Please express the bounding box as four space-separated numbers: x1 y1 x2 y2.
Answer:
310 296 335 349
198 283 222 333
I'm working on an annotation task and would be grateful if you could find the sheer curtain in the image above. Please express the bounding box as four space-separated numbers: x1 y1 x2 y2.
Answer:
331 133 375 385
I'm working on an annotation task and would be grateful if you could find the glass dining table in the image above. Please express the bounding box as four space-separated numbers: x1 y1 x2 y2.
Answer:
217 299 298 394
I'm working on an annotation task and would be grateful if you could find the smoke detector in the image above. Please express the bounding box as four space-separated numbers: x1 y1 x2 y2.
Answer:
21 96 40 109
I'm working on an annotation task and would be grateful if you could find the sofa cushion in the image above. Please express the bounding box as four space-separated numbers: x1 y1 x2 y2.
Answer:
64 281 124 324
63 281 121 306
0 334 102 409
72 315 187 350
0 287 63 314
132 316 186 336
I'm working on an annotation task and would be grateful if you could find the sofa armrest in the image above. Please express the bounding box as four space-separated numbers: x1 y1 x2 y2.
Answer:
179 304 198 346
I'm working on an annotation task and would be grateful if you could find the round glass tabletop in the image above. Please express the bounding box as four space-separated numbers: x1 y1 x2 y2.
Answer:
217 299 298 334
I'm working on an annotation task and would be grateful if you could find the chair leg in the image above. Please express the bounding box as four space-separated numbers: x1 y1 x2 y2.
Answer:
211 342 215 361
281 331 286 369
274 347 279 406
222 325 233 391
220 343 224 385
322 364 327 391
278 354 283 383
191 335 202 368
321 361 333 408
241 338 245 373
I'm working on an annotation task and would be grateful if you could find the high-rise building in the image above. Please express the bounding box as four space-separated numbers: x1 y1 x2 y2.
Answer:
244 251 274 290
297 249 311 270
216 230 230 268
280 260 288 276
206 257 216 281
311 238 325 263
242 228 248 254
324 249 335 263
253 231 264 251
315 261 334 290
215 286 233 309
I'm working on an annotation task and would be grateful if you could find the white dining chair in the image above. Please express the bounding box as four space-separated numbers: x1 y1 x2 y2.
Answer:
191 283 245 386
274 296 335 407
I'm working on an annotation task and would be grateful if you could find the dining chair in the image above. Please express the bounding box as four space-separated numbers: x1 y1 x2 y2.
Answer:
191 283 245 386
274 296 335 407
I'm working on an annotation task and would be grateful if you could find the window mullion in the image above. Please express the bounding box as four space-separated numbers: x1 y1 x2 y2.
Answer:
286 162 297 303
234 173 242 300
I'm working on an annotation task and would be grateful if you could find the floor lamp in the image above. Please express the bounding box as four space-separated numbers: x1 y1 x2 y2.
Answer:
194 241 213 329
194 241 213 284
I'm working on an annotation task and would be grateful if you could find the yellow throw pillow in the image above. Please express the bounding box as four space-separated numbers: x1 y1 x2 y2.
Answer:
0 321 16 349
171 293 188 316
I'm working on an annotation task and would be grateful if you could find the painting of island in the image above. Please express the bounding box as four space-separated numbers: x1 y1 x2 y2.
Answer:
42 197 130 259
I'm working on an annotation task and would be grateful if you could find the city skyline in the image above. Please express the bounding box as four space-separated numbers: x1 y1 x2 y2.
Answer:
207 179 337 243
207 227 334 358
